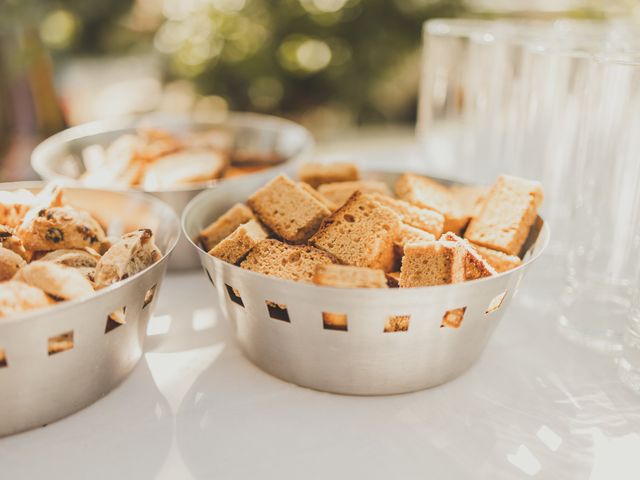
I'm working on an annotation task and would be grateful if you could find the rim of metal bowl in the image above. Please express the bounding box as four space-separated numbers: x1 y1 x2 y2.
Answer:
0 181 181 325
181 177 550 297
31 111 315 194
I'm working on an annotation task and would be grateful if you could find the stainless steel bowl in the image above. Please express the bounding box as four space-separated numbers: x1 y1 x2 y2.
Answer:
31 112 314 270
182 170 549 395
0 182 180 436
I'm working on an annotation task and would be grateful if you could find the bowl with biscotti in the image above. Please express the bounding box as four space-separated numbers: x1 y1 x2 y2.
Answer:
0 182 180 436
182 162 548 395
31 112 314 270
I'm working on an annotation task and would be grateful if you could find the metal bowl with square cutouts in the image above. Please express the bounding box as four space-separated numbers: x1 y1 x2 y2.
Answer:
0 182 180 436
182 170 549 395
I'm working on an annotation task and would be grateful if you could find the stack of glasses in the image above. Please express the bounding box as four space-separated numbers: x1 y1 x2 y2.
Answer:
417 18 640 393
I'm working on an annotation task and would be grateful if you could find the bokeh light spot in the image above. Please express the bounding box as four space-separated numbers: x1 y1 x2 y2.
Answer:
296 39 332 72
40 9 79 49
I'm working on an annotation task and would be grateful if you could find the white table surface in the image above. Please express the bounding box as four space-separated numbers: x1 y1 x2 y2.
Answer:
1 135 639 479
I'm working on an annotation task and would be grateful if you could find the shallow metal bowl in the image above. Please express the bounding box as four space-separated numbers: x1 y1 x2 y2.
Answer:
0 182 180 436
31 112 314 270
182 170 549 395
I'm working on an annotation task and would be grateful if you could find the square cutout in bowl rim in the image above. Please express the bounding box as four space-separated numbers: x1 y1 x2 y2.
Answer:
106 307 126 333
322 312 348 331
225 284 244 307
48 331 74 355
266 301 290 322
143 285 157 309
441 307 466 329
384 315 410 332
486 291 507 314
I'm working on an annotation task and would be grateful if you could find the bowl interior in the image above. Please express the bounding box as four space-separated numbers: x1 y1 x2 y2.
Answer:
182 170 549 279
31 112 314 192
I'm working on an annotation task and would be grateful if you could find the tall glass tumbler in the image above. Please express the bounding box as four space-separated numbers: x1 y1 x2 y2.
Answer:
418 19 527 184
558 52 640 353
418 20 603 307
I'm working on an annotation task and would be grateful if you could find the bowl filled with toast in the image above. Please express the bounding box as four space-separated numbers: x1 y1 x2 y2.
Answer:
0 182 180 436
31 112 314 269
182 163 548 395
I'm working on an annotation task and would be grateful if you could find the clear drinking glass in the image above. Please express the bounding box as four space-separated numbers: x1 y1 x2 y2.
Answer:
418 20 610 306
558 52 640 353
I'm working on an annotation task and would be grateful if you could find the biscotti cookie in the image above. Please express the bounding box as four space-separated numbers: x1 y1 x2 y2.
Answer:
141 148 228 190
299 162 360 188
313 264 388 288
399 240 465 287
317 180 392 208
18 206 106 252
247 174 331 243
198 203 256 251
464 175 543 255
0 183 64 228
0 281 53 317
14 262 95 300
310 192 401 272
0 225 28 260
94 229 162 288
442 232 496 280
470 243 522 273
0 246 26 281
370 193 444 237
208 220 267 264
240 239 335 283
38 248 100 268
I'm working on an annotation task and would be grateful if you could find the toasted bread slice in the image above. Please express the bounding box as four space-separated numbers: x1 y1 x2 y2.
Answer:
464 175 543 255
395 223 436 252
299 162 360 188
318 180 392 208
395 173 469 234
370 193 444 237
298 182 337 211
310 192 401 272
395 173 451 214
198 203 256 252
470 243 522 273
240 239 335 283
208 220 267 264
313 264 388 288
248 174 330 243
446 185 489 234
442 232 496 280
399 240 465 287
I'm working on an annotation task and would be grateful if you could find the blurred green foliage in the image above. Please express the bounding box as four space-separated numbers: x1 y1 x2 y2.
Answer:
9 0 468 124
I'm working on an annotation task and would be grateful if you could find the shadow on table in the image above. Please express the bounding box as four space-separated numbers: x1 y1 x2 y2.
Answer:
0 358 173 480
